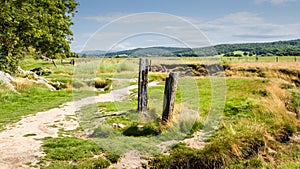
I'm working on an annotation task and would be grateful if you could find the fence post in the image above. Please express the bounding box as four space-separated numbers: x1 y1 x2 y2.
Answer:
276 56 279 62
295 56 297 62
138 58 149 114
162 72 179 124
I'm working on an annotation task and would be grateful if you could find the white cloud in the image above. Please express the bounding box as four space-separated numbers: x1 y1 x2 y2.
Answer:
255 0 296 5
78 13 211 51
81 13 127 23
81 12 189 24
198 12 300 44
212 12 263 25
72 12 300 52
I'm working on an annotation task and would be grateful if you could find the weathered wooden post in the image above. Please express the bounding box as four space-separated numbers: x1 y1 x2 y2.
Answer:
276 56 279 62
162 72 179 124
294 56 297 62
138 58 149 114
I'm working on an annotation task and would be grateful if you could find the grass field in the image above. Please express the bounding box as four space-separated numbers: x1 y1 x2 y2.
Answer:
1 56 299 168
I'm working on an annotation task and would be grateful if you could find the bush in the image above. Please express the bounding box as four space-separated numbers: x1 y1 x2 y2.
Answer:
122 123 160 137
94 78 111 89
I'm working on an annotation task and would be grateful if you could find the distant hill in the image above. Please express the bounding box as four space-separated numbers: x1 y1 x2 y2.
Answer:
80 39 300 57
80 50 106 56
104 47 194 57
212 39 300 56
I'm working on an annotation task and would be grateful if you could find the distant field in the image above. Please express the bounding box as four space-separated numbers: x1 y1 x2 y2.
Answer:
221 56 298 63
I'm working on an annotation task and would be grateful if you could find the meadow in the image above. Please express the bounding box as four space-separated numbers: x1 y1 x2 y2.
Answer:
0 56 299 168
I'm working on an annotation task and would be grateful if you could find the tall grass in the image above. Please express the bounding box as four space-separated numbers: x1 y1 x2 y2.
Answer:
149 77 299 168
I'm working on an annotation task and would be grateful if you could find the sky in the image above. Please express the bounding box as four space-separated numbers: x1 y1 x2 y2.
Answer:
71 0 300 52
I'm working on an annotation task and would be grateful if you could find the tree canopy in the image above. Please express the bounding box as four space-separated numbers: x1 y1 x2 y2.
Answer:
0 0 78 72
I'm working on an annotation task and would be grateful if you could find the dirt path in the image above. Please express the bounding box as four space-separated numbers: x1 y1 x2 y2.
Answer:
0 82 158 169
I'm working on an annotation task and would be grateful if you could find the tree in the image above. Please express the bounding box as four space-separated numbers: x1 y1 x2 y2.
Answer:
0 0 78 73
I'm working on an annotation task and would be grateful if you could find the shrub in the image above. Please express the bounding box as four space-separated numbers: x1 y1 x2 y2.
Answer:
122 123 160 137
94 78 111 89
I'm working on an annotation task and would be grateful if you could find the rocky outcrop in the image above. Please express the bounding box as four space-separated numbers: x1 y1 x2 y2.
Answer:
0 71 19 94
17 66 56 91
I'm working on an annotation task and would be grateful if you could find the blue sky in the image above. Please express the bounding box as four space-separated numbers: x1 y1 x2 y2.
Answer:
71 0 300 52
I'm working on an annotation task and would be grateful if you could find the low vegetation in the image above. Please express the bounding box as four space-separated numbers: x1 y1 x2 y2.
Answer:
40 137 112 169
0 83 85 131
0 57 299 168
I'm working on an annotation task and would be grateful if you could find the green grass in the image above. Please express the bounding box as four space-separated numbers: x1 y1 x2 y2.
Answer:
0 58 133 131
74 77 225 157
23 133 37 137
0 84 93 131
41 137 111 169
149 77 299 168
278 163 300 169
8 57 299 168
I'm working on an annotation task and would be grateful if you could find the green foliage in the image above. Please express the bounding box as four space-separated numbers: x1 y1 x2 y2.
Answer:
214 39 300 56
0 0 78 72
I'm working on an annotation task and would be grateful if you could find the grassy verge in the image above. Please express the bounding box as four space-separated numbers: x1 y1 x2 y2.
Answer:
0 58 126 131
0 83 93 131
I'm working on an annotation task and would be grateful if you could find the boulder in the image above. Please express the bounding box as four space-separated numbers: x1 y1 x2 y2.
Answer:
0 71 19 94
